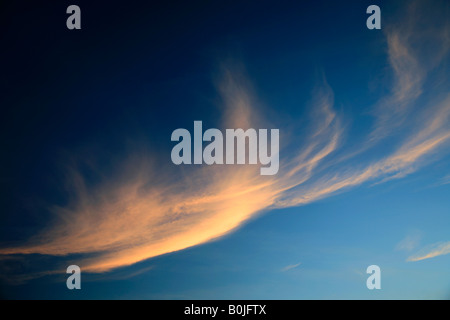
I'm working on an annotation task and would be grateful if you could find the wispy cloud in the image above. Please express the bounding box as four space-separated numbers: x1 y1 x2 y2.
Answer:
369 0 450 142
407 241 450 262
0 0 449 275
395 231 422 252
281 262 302 272
437 174 450 186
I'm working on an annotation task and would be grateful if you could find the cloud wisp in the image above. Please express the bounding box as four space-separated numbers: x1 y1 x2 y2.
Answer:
281 262 302 272
407 242 450 262
0 1 449 275
395 231 422 252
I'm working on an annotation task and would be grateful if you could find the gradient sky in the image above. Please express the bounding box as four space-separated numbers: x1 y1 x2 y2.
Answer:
1 0 449 299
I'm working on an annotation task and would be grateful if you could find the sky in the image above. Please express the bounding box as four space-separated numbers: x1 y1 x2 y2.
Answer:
0 0 449 299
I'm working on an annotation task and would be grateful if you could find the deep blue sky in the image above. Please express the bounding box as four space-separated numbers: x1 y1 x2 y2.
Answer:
1 0 449 299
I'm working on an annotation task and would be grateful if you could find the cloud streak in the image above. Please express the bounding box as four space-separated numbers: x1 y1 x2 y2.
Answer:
395 231 422 252
1 1 449 275
407 241 450 262
281 262 302 272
